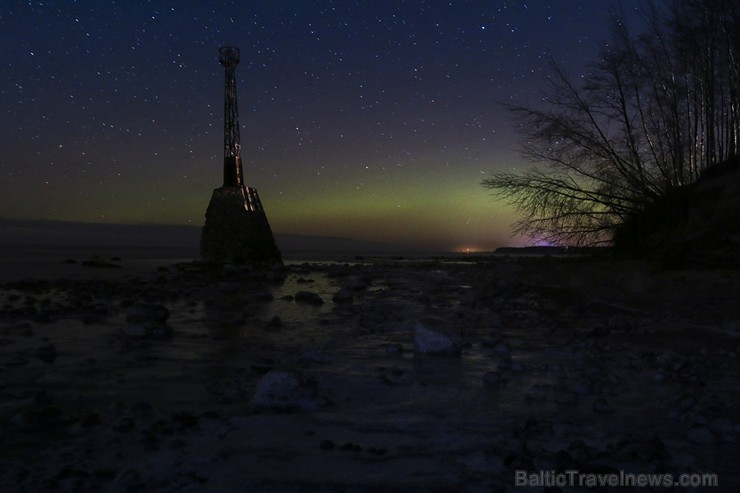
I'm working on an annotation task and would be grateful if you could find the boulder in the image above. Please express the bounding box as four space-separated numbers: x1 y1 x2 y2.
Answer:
332 288 354 303
345 278 369 291
413 318 462 356
493 342 511 355
294 291 324 305
121 325 149 338
126 303 169 324
686 425 717 445
34 343 57 364
592 397 611 413
124 303 171 337
483 371 502 387
251 370 327 411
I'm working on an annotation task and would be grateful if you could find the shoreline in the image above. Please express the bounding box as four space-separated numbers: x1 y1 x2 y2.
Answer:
1 253 738 491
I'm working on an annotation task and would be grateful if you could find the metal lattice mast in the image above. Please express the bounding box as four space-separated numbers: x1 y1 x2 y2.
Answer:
220 46 243 187
202 45 282 263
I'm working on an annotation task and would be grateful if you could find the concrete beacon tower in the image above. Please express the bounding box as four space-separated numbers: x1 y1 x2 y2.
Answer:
201 46 282 264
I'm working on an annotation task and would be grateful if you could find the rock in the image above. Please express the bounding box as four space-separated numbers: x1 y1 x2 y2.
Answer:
294 291 324 305
109 468 144 493
709 417 734 435
8 412 30 429
339 442 362 451
267 264 288 282
124 303 171 337
611 437 666 461
651 370 666 382
251 370 327 411
483 371 502 387
5 355 29 367
34 343 57 364
493 342 511 355
568 380 594 396
555 392 578 405
150 325 171 337
299 351 334 364
319 439 335 450
615 270 654 294
367 446 387 455
510 361 526 372
674 393 698 411
81 255 121 269
122 325 149 337
480 338 499 348
332 288 354 303
346 278 369 291
676 361 695 379
383 343 403 355
593 398 610 413
567 440 594 463
253 291 274 301
686 425 717 445
250 358 277 374
126 303 170 324
413 318 462 355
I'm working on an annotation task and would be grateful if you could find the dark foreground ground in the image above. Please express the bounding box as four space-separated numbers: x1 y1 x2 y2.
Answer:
0 254 738 492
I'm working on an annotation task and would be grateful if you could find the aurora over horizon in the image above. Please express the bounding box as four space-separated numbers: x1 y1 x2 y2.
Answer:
0 1 639 253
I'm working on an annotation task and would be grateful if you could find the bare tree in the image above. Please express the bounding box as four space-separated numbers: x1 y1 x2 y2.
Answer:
483 0 739 246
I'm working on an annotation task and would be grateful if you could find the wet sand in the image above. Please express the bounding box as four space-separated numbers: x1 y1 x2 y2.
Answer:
0 254 738 491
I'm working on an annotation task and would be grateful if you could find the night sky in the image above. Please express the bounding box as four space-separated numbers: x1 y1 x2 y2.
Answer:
0 1 638 253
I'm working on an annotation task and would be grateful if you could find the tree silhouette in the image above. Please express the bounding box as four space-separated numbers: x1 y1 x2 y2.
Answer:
483 0 739 246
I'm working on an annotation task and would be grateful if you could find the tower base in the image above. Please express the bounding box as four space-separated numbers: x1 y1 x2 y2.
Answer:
201 185 282 264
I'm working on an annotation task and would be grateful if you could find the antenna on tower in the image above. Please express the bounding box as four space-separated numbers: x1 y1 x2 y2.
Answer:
219 46 243 187
201 46 282 264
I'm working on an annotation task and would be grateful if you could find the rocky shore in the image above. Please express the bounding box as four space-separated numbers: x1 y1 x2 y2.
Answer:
1 255 738 491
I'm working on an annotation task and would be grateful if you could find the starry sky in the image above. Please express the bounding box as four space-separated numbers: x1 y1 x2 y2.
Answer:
0 1 638 253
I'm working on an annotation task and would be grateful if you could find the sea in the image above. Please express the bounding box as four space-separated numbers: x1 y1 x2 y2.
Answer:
0 244 483 283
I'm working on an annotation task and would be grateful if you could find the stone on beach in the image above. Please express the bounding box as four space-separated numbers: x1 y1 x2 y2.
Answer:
126 303 170 324
121 325 150 337
3 251 740 491
483 371 502 387
332 288 354 303
345 277 370 291
81 255 121 269
124 303 171 337
510 360 526 372
592 397 611 413
413 317 462 355
34 343 57 363
251 370 327 411
265 316 282 329
686 425 717 445
493 342 511 355
294 291 324 305
615 270 654 294
266 264 288 282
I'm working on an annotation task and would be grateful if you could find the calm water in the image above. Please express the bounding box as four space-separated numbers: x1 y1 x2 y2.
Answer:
0 244 477 282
